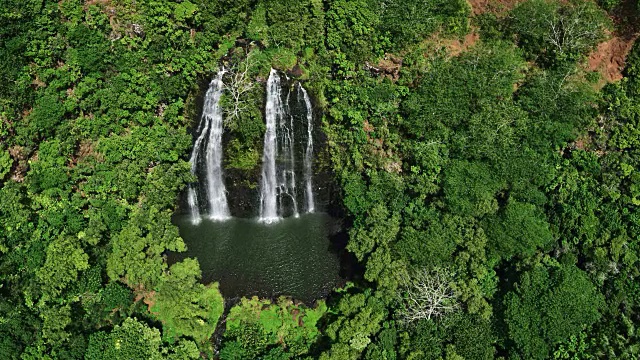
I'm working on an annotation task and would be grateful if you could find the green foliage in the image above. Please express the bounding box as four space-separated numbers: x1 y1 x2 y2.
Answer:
446 314 496 360
380 0 470 50
174 1 198 23
396 208 457 269
504 264 605 359
398 313 496 360
225 138 261 171
25 93 66 140
218 49 266 173
326 0 385 65
505 0 610 66
221 296 327 358
37 235 89 301
597 0 622 11
516 67 599 150
0 149 12 181
0 0 637 359
150 258 224 344
40 304 73 346
403 43 525 141
0 0 237 356
443 160 502 217
85 317 163 360
269 47 298 70
0 183 32 255
319 290 388 359
484 199 553 260
80 280 135 328
262 0 325 53
107 207 186 289
246 4 268 42
553 331 596 360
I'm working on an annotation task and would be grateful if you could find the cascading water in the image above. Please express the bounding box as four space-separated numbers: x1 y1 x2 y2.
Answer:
281 89 299 218
299 84 315 213
188 70 230 223
204 72 231 220
259 69 318 222
187 114 210 224
187 187 201 224
259 69 281 222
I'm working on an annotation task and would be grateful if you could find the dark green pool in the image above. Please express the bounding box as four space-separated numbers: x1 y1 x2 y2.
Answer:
171 212 343 303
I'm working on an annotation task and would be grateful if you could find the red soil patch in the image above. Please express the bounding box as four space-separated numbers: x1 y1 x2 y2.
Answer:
69 140 97 168
85 0 110 6
587 0 640 83
467 0 522 15
467 0 639 85
446 31 480 57
133 285 157 313
587 34 637 82
366 53 403 81
414 29 480 59
142 290 157 312
8 145 27 183
363 120 374 133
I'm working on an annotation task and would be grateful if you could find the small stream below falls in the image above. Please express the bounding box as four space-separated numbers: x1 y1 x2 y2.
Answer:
170 213 344 303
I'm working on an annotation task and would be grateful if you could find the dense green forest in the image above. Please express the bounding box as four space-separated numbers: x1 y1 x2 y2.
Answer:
2 0 640 359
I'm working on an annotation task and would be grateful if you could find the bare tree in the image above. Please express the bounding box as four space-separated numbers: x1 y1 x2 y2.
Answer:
398 267 458 323
545 5 603 59
222 50 257 123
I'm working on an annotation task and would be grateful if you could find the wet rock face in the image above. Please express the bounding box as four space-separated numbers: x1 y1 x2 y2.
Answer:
224 167 260 218
287 64 304 78
221 154 339 219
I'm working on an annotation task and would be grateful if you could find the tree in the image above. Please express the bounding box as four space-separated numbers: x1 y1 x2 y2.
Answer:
380 0 469 49
0 148 11 181
506 0 610 65
398 267 458 323
150 258 224 345
222 49 258 122
484 199 553 260
220 296 327 358
504 263 605 359
37 235 89 301
106 207 186 289
85 317 164 360
443 160 503 218
326 0 383 64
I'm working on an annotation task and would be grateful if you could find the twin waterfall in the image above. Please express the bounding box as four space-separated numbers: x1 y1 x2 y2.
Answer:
189 68 315 224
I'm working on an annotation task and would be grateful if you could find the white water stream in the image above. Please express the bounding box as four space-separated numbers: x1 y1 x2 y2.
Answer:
188 70 230 223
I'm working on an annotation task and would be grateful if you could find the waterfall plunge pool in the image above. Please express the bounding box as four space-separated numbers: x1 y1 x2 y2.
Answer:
169 212 345 303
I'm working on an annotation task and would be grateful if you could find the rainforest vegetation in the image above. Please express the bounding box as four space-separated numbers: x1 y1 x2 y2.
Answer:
2 0 640 359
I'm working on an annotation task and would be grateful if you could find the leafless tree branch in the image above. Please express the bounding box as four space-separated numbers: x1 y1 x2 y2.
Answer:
398 267 458 323
222 51 257 123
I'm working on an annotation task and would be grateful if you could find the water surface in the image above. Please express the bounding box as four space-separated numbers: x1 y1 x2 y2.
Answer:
171 213 342 303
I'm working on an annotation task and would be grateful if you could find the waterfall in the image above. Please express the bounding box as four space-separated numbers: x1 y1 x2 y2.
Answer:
188 70 230 223
299 84 315 213
282 90 299 218
259 69 318 222
259 69 281 222
187 187 201 224
204 72 231 220
187 112 210 224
